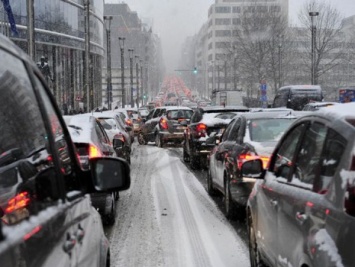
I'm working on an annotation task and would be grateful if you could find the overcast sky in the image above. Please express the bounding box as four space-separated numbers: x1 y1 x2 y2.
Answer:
105 0 355 72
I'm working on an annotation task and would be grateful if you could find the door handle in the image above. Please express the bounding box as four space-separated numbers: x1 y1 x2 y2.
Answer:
75 224 85 244
63 232 76 254
295 212 308 224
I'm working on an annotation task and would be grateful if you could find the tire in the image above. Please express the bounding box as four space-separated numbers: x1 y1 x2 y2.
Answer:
155 133 164 148
138 132 147 145
224 178 237 220
114 191 120 201
248 214 267 267
104 195 116 226
207 169 217 196
183 146 190 162
190 154 201 170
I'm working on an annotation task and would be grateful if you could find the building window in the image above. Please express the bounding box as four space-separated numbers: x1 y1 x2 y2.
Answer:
215 18 231 25
233 6 241 13
215 6 231 13
216 42 231 49
232 18 241 25
215 30 231 37
269 5 281 12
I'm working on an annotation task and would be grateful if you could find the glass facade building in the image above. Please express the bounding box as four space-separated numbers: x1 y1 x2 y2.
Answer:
0 0 104 113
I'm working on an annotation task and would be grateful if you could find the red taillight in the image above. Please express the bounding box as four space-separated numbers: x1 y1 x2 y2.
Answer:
125 119 133 126
114 133 125 142
5 192 31 214
89 145 102 158
160 118 168 130
196 123 207 137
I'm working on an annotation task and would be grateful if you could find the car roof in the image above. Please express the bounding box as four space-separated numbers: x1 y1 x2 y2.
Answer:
200 106 249 112
236 110 307 120
316 102 354 119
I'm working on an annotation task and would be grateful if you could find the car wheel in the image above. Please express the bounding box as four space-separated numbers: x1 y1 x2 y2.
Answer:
248 214 266 267
104 197 116 226
114 191 120 201
155 133 162 147
183 145 190 162
224 178 236 220
190 154 201 170
138 132 147 145
207 169 217 196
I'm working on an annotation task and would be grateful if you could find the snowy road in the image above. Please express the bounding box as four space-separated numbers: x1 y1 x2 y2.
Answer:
106 143 250 267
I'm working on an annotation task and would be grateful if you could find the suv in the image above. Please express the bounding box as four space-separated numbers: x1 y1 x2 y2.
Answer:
0 34 130 266
242 102 355 267
183 106 249 169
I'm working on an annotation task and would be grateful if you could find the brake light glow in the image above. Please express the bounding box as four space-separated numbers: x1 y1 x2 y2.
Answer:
125 119 133 126
5 192 31 214
237 154 270 169
196 123 207 137
160 118 168 130
114 134 125 142
89 145 102 158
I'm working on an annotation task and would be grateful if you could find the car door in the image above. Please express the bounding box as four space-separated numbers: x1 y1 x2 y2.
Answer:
94 121 114 156
0 49 77 267
34 71 116 267
254 122 308 265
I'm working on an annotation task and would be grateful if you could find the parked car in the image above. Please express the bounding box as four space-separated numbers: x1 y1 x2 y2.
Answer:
183 106 249 169
154 107 193 147
137 106 167 145
112 108 135 142
207 111 300 219
0 34 130 267
92 111 132 163
242 102 355 267
64 114 119 225
302 101 339 111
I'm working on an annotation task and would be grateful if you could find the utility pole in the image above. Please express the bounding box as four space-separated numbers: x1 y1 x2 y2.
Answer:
224 55 227 91
128 48 134 108
309 11 319 85
119 37 125 108
26 0 35 61
278 36 283 88
140 60 144 106
135 55 140 108
84 0 90 111
104 16 112 110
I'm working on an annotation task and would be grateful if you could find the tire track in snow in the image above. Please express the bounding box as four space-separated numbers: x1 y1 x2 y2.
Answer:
169 157 212 267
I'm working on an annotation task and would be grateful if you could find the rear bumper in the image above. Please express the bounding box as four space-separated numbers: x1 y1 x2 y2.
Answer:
160 131 184 142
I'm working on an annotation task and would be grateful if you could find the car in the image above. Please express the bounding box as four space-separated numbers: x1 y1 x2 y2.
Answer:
207 111 300 219
126 108 144 135
112 108 135 142
302 101 340 111
64 114 119 225
0 34 130 266
91 111 132 163
242 102 355 267
183 106 249 169
154 107 193 147
137 106 167 145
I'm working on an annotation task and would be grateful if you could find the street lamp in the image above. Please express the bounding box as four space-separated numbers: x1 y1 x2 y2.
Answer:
278 34 283 88
118 37 125 108
128 48 134 108
104 15 113 110
309 11 319 85
135 55 140 107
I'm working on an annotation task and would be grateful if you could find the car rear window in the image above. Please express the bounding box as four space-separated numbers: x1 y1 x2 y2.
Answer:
166 110 193 120
248 118 295 142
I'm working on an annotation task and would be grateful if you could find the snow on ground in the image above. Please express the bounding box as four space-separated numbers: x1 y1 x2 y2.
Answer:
108 143 250 267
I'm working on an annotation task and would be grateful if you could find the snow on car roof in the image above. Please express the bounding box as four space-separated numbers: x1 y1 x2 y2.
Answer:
317 102 354 118
64 114 95 143
200 112 235 126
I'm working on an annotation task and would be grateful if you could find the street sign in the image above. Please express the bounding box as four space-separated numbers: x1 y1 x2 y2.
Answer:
260 83 267 91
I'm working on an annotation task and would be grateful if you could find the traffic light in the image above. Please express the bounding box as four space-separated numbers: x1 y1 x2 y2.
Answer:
193 67 198 74
143 93 147 99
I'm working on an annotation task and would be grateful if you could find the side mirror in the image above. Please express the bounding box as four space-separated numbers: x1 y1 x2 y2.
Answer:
113 139 124 148
90 157 130 192
125 126 132 132
241 159 264 178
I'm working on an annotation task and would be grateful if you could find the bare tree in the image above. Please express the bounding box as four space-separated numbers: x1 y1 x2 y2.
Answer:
298 0 344 85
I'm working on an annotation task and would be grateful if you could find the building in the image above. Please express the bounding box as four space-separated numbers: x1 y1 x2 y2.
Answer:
0 0 105 113
103 3 164 108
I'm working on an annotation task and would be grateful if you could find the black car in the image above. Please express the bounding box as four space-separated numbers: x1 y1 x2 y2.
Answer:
183 106 249 169
242 103 355 267
207 111 299 219
0 34 130 266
